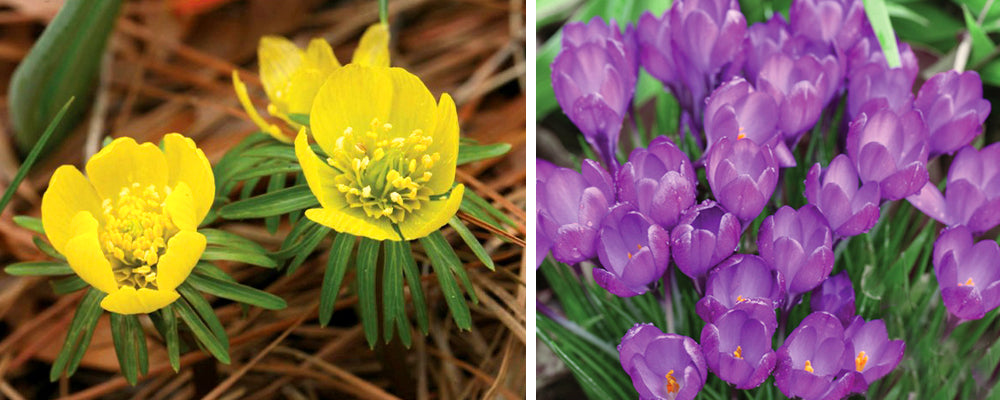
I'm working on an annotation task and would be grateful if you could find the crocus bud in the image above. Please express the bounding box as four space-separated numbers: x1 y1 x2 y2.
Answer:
789 0 867 54
810 270 856 326
706 137 779 222
617 136 698 230
552 17 638 170
671 200 741 283
595 205 671 297
846 107 929 201
933 226 1000 320
619 323 708 400
756 52 840 142
804 154 880 237
775 312 854 400
696 254 784 323
758 205 835 301
704 78 794 167
908 144 1000 234
537 159 615 264
700 302 777 389
842 317 905 393
914 70 991 157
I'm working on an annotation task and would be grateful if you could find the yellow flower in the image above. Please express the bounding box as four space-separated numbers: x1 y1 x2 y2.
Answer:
233 23 391 143
41 134 215 314
296 64 464 241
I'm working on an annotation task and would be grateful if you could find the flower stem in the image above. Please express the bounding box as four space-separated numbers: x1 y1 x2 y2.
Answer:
378 0 388 24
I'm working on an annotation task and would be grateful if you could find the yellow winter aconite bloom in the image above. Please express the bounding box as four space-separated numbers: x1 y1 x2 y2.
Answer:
233 23 391 143
41 134 214 314
296 63 464 241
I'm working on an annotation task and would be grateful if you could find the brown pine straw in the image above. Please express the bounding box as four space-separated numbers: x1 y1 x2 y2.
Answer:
0 0 526 398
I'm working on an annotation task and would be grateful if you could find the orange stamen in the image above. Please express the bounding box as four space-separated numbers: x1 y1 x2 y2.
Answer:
855 351 868 372
665 370 679 394
959 277 975 287
733 346 743 359
804 360 814 373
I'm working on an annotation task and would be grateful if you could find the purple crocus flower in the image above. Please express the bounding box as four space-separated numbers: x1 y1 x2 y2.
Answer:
810 270 856 326
846 36 919 85
908 144 1000 234
847 62 915 120
595 205 671 297
843 317 905 393
846 107 929 201
536 160 558 268
619 323 708 400
696 254 784 323
703 78 795 166
700 302 777 389
914 70 991 157
758 205 835 302
705 137 779 222
617 136 698 230
537 159 615 264
932 226 1000 320
756 52 840 142
789 0 867 54
636 0 746 131
671 200 741 284
552 17 638 170
775 312 854 400
743 14 790 80
804 154 880 237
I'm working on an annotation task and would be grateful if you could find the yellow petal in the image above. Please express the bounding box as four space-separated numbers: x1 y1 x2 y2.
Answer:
426 93 459 193
101 286 180 315
386 67 438 137
163 133 215 223
305 207 398 241
310 64 394 155
398 184 464 240
258 35 304 103
305 37 340 71
295 130 346 209
283 67 333 115
164 182 198 231
41 165 103 254
63 211 118 294
85 137 169 201
232 71 291 143
352 23 391 68
155 230 206 292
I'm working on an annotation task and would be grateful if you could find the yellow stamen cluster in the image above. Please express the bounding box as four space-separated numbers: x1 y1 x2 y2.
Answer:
959 277 975 287
99 182 174 290
665 369 679 394
736 295 745 303
804 360 814 373
855 351 868 372
733 346 743 359
328 118 438 224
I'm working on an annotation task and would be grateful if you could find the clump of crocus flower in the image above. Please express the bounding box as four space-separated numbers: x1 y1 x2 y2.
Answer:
42 134 213 314
619 323 708 400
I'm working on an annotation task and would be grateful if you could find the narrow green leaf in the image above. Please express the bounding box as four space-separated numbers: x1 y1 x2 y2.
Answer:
173 299 230 364
357 238 381 348
0 98 75 213
231 163 301 182
12 215 43 234
219 184 318 219
456 142 512 165
177 283 229 352
201 228 270 254
962 5 996 66
128 315 148 376
192 261 236 282
863 0 902 68
419 235 472 330
425 231 478 303
51 275 88 295
240 144 297 161
273 218 319 260
187 273 287 310
160 307 181 372
110 313 138 385
288 113 310 126
50 288 104 381
399 240 429 334
200 247 277 268
383 241 411 346
33 236 64 261
285 225 330 274
264 173 287 234
448 216 495 270
463 190 516 227
320 233 356 327
5 261 73 276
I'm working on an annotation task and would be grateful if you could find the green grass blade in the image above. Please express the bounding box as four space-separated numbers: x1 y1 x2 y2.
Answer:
864 0 902 68
0 97 75 213
357 238 381 348
320 233 356 327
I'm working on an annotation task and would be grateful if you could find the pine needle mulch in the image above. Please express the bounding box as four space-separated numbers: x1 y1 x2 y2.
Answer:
0 0 526 398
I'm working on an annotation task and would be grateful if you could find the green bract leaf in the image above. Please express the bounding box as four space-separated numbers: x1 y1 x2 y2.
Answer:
420 232 473 330
200 247 277 268
357 238 381 348
177 283 229 353
219 184 318 219
110 313 139 385
51 275 88 295
448 216 496 270
320 233 356 327
382 240 411 346
33 236 64 261
50 288 105 381
457 142 512 165
187 272 287 310
172 298 231 364
5 261 73 276
285 224 330 274
12 215 44 234
398 240 429 334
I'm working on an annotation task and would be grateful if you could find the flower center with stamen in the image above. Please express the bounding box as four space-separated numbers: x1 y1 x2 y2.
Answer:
804 360 814 373
958 277 975 287
327 118 438 224
855 351 868 372
99 182 174 290
733 346 743 359
665 369 679 394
